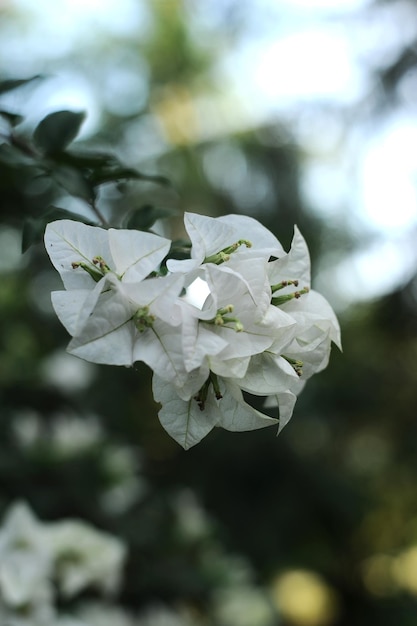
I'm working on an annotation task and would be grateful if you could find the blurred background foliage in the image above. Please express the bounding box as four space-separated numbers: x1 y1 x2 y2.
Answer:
1 0 417 624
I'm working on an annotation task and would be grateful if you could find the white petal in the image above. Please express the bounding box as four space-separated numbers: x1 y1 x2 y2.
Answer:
218 379 278 432
167 257 199 273
153 375 219 449
278 390 298 432
68 323 135 365
209 355 250 379
204 258 270 313
51 290 90 336
51 274 114 336
183 324 227 373
217 213 285 257
268 225 311 288
108 229 171 282
238 353 299 396
133 320 188 386
184 212 237 263
284 290 342 350
120 274 184 326
45 220 112 290
267 390 298 433
67 289 136 365
174 365 211 401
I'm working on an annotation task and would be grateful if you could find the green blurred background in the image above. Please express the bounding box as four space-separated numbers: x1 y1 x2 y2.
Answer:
2 0 417 624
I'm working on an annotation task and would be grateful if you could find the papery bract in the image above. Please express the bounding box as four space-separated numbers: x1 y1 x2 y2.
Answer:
167 211 285 273
45 220 171 287
45 220 184 367
153 374 278 450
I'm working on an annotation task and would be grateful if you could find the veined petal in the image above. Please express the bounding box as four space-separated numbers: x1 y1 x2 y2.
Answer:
209 355 250 379
153 375 219 449
174 365 211 401
67 288 136 365
204 258 270 312
217 213 285 258
264 390 298 433
238 352 300 396
133 319 189 387
284 328 334 378
182 323 227 373
268 226 311 289
108 229 171 282
51 290 90 336
68 323 135 366
283 290 342 350
120 274 184 326
167 257 200 274
45 220 111 290
218 379 278 432
184 212 237 264
51 275 123 339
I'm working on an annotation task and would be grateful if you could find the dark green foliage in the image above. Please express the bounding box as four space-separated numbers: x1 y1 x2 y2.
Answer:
33 110 86 155
124 204 174 231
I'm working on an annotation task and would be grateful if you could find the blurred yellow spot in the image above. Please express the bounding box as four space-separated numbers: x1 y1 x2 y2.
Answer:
270 569 339 626
152 84 198 145
361 554 398 597
393 545 417 594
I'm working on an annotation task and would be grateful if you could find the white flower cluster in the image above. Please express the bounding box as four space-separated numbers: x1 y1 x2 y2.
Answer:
45 213 341 449
0 502 126 626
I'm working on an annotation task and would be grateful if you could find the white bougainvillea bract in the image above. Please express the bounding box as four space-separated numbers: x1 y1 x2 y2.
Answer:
45 213 341 449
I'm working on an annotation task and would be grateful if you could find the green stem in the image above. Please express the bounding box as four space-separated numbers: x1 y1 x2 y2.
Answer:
204 239 252 265
271 286 309 306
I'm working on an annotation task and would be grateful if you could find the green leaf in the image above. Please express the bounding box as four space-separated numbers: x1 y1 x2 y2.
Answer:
88 166 170 187
22 206 95 252
52 165 93 201
0 75 43 95
33 110 86 154
54 149 116 169
0 143 36 167
124 205 175 231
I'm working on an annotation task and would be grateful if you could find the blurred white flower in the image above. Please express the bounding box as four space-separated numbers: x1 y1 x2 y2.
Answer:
135 604 202 626
0 502 53 610
47 518 127 597
212 586 277 626
72 602 135 626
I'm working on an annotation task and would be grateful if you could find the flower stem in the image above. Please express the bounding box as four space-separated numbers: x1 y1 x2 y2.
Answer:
271 286 309 306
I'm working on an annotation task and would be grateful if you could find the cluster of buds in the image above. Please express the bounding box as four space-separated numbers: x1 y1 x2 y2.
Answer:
45 213 341 449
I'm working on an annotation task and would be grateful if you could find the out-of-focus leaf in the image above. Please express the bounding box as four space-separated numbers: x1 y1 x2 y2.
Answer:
88 166 170 187
0 75 43 95
0 143 36 167
33 110 85 154
0 110 23 126
124 205 175 231
22 206 95 252
52 165 93 201
55 149 116 168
